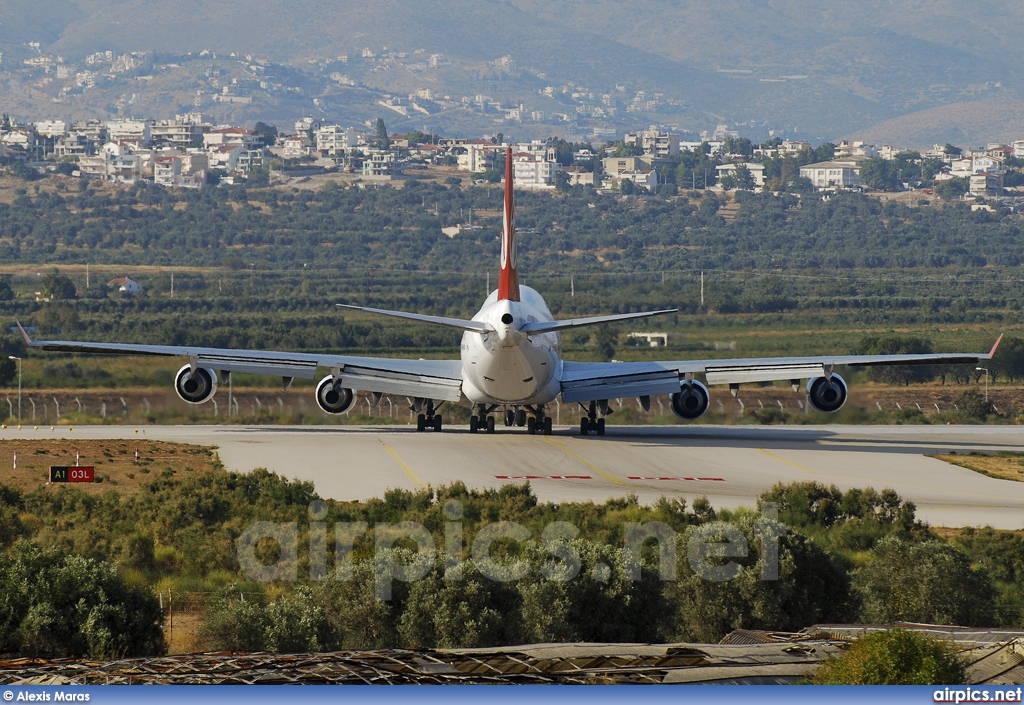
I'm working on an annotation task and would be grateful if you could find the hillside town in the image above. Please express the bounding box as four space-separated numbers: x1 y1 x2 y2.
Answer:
2 112 1024 200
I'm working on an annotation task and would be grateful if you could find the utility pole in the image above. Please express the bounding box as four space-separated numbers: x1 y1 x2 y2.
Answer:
170 271 174 298
571 275 574 297
700 271 705 307
86 263 89 289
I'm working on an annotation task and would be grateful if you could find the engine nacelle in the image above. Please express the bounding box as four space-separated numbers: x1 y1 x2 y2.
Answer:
316 375 356 414
174 364 218 404
670 380 710 420
806 374 848 413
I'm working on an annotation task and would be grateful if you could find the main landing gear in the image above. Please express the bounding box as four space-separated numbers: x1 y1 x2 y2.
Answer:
579 400 607 436
415 400 444 432
469 405 552 435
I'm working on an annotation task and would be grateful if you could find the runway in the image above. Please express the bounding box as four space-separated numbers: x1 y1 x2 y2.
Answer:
3 423 1024 529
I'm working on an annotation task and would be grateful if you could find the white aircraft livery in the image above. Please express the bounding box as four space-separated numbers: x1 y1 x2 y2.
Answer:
18 147 1001 435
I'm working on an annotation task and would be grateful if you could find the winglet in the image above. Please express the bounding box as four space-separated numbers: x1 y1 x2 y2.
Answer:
15 321 33 346
987 333 1004 359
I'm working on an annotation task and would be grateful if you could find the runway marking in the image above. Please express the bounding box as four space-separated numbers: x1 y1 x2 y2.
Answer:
756 448 821 476
544 437 627 486
628 476 725 482
496 475 593 481
379 441 425 488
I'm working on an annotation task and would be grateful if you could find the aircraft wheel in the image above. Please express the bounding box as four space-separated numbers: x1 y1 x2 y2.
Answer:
515 409 527 426
469 416 479 433
486 416 496 434
504 410 514 426
596 418 606 436
580 418 590 436
434 415 442 432
416 414 426 432
543 417 553 435
527 417 537 435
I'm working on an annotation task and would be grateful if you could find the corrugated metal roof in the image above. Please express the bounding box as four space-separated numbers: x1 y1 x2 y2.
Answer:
2 624 1022 685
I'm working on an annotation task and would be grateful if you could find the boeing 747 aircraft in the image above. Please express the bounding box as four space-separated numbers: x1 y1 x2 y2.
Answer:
18 148 1001 435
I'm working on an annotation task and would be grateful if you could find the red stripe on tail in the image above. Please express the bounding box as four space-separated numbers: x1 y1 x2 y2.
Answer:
498 146 520 302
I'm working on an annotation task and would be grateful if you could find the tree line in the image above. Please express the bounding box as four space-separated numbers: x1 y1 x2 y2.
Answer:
1 179 1023 273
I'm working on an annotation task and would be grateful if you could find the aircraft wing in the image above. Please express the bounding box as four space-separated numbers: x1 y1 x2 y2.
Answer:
17 323 464 401
559 336 1001 403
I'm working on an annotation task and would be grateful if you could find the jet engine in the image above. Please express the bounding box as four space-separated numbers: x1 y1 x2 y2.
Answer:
805 374 848 413
316 375 356 414
174 364 218 404
670 380 710 420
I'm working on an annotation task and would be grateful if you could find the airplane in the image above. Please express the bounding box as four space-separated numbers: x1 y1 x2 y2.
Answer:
17 147 1002 436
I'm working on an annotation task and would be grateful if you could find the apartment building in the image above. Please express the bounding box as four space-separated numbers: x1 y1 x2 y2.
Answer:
624 127 679 157
314 125 356 156
34 120 67 137
106 119 151 146
512 152 560 189
152 114 211 147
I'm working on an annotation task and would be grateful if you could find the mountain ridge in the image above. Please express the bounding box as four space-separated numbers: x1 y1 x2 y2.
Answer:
1 0 1021 144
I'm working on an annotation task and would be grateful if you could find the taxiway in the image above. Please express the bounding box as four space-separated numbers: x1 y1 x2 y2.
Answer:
2 423 1023 529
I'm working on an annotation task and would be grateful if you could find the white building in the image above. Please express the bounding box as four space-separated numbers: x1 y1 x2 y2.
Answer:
834 140 878 158
0 129 33 148
206 145 263 174
512 152 560 189
204 127 262 149
624 127 679 157
457 143 501 172
361 152 400 179
152 114 211 147
107 277 142 293
282 134 312 158
969 172 1004 197
153 153 207 188
295 117 320 134
34 120 67 137
799 159 863 189
77 142 144 182
949 156 1004 178
563 166 595 186
715 162 766 188
314 125 357 156
106 120 151 146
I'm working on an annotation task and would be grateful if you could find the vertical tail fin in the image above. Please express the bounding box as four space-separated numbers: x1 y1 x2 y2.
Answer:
498 146 520 302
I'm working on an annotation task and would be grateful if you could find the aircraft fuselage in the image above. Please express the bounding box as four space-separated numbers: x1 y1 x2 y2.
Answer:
460 286 562 405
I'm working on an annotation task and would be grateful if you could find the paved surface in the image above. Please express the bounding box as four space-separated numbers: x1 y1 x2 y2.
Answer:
3 423 1024 528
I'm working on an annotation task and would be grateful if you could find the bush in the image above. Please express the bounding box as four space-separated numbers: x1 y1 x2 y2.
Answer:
812 628 967 684
853 536 997 626
201 584 335 652
664 514 854 642
0 544 164 658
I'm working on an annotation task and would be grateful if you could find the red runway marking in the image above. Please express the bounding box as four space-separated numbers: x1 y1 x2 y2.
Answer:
627 476 725 482
495 475 593 480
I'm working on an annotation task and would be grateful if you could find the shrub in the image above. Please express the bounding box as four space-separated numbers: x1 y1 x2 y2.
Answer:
812 628 967 684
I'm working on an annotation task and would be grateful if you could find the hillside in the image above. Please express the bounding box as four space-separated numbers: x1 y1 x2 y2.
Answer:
1 0 1023 143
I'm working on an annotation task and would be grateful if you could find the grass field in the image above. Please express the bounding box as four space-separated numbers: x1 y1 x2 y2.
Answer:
0 439 221 494
932 451 1024 483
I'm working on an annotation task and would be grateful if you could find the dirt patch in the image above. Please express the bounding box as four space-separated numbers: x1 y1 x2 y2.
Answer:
0 439 221 494
164 610 205 655
931 451 1024 483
